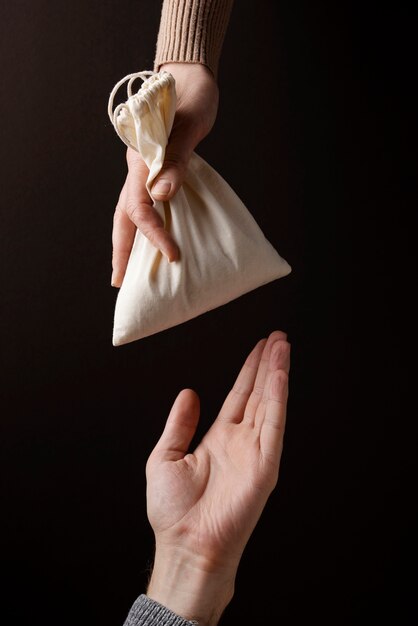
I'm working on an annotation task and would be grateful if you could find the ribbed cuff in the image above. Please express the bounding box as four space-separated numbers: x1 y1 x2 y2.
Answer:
154 0 234 78
123 594 198 626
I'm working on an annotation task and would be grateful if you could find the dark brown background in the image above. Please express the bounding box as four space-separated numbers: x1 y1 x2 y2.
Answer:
1 1 415 624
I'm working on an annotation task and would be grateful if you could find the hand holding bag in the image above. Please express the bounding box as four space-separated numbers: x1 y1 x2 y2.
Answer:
108 71 291 346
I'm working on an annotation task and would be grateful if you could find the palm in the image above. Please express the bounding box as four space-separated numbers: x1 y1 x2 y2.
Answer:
146 331 290 564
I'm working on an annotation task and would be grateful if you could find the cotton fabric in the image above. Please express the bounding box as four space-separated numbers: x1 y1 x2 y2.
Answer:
108 71 291 346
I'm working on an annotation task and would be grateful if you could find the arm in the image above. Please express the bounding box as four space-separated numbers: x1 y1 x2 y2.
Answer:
154 0 235 80
111 0 234 287
123 330 291 625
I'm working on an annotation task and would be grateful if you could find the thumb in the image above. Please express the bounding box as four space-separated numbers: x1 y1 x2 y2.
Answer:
150 124 195 201
151 389 200 462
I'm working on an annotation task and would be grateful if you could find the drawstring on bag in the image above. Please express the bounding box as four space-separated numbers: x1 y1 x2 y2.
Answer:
107 71 154 151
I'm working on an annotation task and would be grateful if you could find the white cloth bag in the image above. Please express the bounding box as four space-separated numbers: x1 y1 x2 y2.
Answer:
108 71 291 346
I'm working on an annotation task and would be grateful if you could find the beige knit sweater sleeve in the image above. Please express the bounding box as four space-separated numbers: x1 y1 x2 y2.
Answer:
154 0 234 78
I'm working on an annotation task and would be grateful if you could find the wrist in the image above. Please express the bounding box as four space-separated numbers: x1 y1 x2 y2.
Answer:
147 544 236 626
158 61 216 81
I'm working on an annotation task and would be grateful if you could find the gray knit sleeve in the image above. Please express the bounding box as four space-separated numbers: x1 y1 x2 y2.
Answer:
123 594 198 626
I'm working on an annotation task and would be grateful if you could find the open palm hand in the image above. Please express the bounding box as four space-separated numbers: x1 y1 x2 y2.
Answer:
146 331 290 571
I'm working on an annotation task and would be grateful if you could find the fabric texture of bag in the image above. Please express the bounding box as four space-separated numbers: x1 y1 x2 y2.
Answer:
108 71 291 346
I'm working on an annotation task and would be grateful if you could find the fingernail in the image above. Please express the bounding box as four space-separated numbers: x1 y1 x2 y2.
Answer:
166 245 180 263
162 250 174 263
152 179 171 197
111 271 120 288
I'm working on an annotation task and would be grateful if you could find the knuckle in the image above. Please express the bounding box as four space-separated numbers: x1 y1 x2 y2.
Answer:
112 247 128 264
162 151 189 174
126 147 141 164
113 206 125 225
140 223 158 243
125 201 147 223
